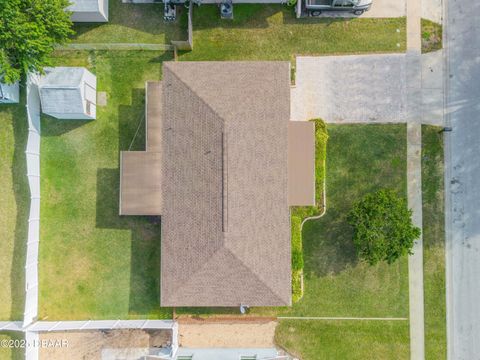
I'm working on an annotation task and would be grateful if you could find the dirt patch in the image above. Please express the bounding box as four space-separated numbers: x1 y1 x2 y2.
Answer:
178 321 278 348
39 329 171 360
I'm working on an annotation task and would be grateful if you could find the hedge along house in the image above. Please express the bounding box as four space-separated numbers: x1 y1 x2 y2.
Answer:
69 0 109 22
39 67 97 120
119 62 316 308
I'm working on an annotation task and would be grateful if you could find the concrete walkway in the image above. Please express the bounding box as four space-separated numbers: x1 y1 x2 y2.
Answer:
406 0 426 357
291 52 444 126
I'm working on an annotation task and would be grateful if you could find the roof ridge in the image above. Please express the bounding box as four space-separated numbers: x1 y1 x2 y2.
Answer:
165 65 227 126
162 246 227 304
222 247 287 305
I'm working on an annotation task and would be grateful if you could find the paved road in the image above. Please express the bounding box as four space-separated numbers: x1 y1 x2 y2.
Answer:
445 0 480 359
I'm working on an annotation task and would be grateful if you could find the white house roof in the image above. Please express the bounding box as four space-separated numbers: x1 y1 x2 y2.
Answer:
40 88 84 114
69 0 102 12
38 67 92 115
39 67 84 88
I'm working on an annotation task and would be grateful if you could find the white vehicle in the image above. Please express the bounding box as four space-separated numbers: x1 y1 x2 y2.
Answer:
305 0 373 16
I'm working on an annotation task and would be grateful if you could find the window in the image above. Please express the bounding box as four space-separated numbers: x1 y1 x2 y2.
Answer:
333 0 355 7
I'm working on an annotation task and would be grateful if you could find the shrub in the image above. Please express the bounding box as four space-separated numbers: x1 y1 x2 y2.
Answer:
348 189 420 265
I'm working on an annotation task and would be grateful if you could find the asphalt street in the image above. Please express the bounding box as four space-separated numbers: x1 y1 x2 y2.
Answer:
445 0 480 359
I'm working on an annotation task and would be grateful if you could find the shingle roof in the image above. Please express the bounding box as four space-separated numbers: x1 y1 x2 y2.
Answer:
161 62 291 307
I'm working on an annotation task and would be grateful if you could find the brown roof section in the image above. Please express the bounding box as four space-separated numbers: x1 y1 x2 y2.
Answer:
146 81 162 152
288 122 316 206
119 151 162 215
161 62 292 307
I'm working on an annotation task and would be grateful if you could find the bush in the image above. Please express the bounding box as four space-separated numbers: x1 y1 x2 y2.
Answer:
348 189 420 265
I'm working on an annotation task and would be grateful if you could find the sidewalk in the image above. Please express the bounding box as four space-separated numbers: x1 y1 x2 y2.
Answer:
406 0 426 357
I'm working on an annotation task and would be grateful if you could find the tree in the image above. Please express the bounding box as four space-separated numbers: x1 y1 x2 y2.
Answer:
0 0 74 84
348 189 421 265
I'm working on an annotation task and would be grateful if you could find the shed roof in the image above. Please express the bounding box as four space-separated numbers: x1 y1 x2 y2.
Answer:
161 62 292 307
69 0 102 12
39 67 89 115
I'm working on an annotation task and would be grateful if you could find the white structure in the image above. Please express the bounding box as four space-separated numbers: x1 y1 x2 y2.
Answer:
39 67 97 120
0 79 20 103
69 0 109 22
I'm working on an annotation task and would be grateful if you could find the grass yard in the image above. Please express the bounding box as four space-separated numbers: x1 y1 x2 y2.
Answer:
0 95 28 321
275 320 410 360
38 50 173 320
177 124 409 319
422 126 446 359
179 5 406 61
0 333 25 360
72 0 185 44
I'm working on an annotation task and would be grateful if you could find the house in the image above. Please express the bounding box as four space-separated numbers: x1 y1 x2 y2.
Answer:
0 79 20 104
69 0 109 22
39 67 97 120
119 62 316 307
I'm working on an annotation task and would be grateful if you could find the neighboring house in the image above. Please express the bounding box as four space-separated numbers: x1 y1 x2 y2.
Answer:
39 67 97 120
119 62 316 308
0 79 20 104
69 0 109 22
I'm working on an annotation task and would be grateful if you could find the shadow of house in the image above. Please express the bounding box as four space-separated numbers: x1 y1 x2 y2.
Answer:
94 86 163 316
96 167 162 316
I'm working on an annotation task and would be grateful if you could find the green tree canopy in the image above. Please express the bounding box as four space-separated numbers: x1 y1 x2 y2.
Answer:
0 0 74 84
348 189 421 265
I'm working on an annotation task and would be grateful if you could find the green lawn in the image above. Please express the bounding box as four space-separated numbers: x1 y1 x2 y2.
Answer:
38 50 173 320
177 124 409 319
179 5 406 61
275 320 410 360
422 126 446 359
0 94 28 321
0 333 25 360
72 0 185 44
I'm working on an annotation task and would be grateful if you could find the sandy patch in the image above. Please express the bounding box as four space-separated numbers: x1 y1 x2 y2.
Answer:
39 329 170 360
178 321 278 348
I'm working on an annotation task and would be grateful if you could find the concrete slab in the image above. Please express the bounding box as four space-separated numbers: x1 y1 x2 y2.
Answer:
97 91 107 106
422 0 443 24
291 54 408 123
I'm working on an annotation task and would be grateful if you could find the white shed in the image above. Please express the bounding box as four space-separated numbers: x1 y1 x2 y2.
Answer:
0 79 20 104
39 67 97 120
69 0 108 23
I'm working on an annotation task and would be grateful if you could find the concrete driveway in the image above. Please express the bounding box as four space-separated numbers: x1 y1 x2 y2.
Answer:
291 53 445 125
291 54 409 123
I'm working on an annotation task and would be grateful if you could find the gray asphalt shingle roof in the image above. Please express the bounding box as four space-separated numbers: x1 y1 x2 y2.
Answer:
160 62 292 307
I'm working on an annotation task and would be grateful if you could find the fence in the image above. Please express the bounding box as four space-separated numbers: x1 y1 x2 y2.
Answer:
171 1 193 51
24 75 42 328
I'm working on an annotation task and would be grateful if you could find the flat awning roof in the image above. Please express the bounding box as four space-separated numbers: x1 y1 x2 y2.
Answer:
119 151 162 215
288 121 316 206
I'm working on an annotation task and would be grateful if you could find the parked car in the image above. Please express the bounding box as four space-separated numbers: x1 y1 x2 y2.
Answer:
305 0 373 16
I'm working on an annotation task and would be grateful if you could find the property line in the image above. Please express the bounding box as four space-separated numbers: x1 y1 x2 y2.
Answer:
277 316 408 321
57 43 174 51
